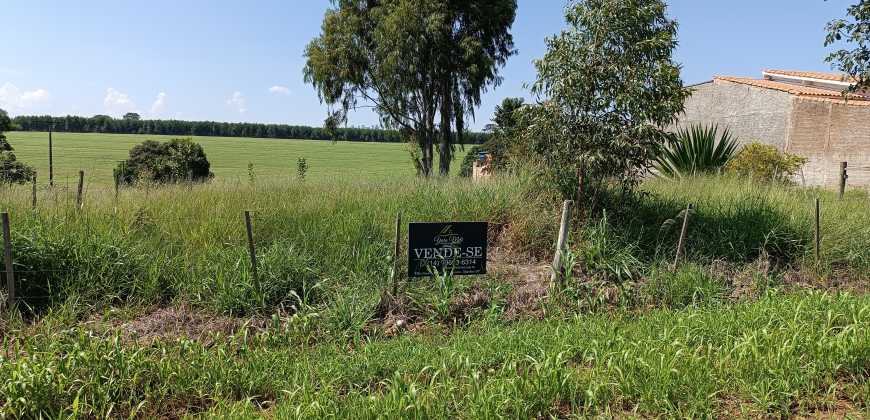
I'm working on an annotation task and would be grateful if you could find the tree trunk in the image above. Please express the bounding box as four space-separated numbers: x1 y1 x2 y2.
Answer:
439 79 453 177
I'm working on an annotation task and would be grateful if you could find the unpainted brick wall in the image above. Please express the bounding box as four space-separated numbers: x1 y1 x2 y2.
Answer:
787 98 870 187
679 80 870 187
677 80 792 149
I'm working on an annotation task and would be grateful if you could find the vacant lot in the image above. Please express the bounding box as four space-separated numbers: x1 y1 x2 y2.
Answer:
0 174 867 417
5 131 453 184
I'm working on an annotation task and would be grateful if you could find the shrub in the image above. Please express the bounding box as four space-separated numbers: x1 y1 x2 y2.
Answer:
0 108 36 184
724 143 806 183
0 152 36 184
115 138 212 184
654 124 739 178
297 157 308 180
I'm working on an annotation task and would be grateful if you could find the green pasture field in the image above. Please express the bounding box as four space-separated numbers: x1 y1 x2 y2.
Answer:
4 131 461 185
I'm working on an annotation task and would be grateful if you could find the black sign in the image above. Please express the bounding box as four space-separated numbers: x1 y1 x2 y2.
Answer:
408 222 487 277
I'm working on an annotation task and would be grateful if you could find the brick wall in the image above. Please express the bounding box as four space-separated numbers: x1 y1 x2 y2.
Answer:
788 98 870 187
679 79 870 187
677 79 793 149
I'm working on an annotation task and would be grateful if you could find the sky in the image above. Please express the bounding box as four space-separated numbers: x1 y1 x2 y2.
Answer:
0 0 857 130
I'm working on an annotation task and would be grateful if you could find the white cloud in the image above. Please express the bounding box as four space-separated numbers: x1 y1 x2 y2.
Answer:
268 85 291 95
103 88 137 115
149 92 167 116
226 91 247 114
0 83 51 111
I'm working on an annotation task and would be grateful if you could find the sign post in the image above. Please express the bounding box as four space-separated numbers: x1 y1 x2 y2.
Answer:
408 222 487 277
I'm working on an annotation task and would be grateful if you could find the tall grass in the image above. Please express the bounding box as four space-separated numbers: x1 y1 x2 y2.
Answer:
0 176 553 315
1 174 869 417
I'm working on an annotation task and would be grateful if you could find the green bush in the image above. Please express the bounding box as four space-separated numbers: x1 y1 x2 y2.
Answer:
654 124 739 178
115 138 213 185
0 152 36 184
724 143 806 183
0 108 36 184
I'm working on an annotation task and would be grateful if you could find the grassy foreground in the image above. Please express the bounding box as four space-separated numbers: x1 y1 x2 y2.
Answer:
2 292 867 418
0 175 868 417
5 131 456 185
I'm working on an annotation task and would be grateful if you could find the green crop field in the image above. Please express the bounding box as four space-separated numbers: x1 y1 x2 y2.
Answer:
5 131 460 185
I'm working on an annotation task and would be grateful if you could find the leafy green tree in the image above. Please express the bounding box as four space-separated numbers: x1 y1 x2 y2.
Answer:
0 108 13 151
826 0 870 92
123 112 141 121
521 0 688 198
0 108 36 184
460 97 524 177
115 138 212 184
304 0 517 177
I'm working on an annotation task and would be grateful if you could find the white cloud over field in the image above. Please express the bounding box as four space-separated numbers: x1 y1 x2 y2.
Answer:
150 92 167 116
0 83 50 111
103 88 137 115
268 85 291 95
226 91 247 114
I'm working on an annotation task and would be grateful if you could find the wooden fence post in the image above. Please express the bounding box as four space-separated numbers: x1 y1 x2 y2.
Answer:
673 203 693 269
839 162 848 200
392 212 402 296
815 198 821 262
244 211 258 281
2 212 14 308
48 126 54 187
114 172 120 206
76 170 84 210
31 175 37 209
550 200 574 285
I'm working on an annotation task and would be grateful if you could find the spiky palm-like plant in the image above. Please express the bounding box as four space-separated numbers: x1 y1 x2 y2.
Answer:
654 124 739 178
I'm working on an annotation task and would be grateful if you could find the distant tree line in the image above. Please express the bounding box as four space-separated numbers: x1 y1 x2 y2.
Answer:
11 115 489 144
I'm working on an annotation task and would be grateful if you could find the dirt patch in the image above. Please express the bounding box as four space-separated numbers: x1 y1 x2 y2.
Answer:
782 264 870 295
85 305 264 345
490 249 553 320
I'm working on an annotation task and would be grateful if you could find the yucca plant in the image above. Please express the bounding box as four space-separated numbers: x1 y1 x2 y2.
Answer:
654 124 739 178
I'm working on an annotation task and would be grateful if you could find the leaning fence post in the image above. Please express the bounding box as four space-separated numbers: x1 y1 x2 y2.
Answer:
76 170 84 210
550 200 574 285
31 174 37 209
814 198 821 262
838 162 848 200
244 211 258 281
2 212 14 308
673 203 693 269
114 172 120 207
392 212 402 296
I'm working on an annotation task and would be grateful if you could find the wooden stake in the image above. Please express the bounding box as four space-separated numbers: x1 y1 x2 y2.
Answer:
2 213 14 308
76 170 84 210
673 203 693 269
48 126 54 187
114 172 120 206
815 198 821 262
839 162 848 200
244 211 258 281
392 212 402 296
550 200 573 285
31 175 37 209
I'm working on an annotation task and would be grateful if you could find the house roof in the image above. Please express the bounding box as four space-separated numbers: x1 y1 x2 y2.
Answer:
763 69 855 83
714 76 869 102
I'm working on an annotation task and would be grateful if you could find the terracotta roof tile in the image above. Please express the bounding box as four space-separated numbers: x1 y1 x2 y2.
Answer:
763 69 854 83
714 76 868 101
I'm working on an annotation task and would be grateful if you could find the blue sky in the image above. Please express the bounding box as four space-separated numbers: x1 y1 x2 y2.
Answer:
0 0 856 130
